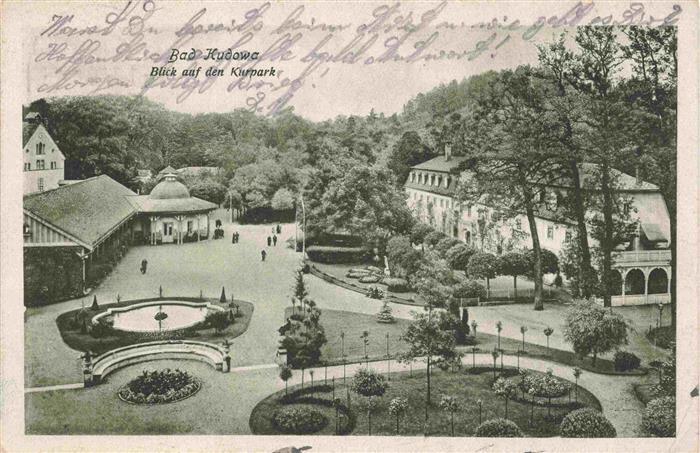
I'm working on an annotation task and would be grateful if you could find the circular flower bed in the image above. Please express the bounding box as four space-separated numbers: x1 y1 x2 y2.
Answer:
118 369 201 405
272 406 329 434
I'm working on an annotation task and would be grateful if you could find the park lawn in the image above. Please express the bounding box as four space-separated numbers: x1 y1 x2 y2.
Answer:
56 298 254 355
285 307 413 366
250 367 601 437
465 330 647 376
288 307 645 376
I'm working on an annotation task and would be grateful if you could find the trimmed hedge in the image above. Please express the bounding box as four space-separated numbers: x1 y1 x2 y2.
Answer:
474 418 523 437
642 396 675 437
382 277 409 293
613 351 641 372
306 246 368 264
559 408 616 438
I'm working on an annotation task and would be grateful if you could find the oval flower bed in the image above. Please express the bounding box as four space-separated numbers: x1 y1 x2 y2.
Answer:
118 369 201 405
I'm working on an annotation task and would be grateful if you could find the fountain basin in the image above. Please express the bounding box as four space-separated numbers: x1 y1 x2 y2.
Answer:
91 300 226 333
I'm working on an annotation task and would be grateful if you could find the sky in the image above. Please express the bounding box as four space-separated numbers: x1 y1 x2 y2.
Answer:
21 1 672 122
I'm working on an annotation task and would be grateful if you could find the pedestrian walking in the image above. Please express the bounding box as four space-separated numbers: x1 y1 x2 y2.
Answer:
261 249 267 261
276 224 281 234
235 232 239 243
140 259 148 274
232 232 235 244
225 354 232 372
273 234 277 246
267 236 272 247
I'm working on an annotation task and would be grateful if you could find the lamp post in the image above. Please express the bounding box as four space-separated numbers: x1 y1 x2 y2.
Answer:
657 302 664 329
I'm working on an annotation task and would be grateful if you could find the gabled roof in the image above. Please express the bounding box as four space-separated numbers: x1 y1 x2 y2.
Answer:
23 175 138 248
577 163 659 192
22 122 40 147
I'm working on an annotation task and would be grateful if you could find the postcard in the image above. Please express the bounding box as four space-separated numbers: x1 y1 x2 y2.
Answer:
1 1 698 451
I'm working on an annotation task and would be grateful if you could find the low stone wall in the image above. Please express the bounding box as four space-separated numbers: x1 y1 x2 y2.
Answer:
91 340 226 383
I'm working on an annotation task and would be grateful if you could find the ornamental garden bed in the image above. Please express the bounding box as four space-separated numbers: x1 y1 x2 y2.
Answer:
250 367 602 437
118 369 202 405
56 297 253 355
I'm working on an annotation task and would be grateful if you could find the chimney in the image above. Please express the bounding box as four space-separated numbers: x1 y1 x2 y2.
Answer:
635 166 642 186
445 143 452 161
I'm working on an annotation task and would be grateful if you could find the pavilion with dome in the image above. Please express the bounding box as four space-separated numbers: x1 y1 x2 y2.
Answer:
130 173 218 245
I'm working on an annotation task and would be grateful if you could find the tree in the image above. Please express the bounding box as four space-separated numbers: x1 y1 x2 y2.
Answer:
399 310 460 424
205 311 230 333
387 131 432 186
386 235 423 278
457 67 563 310
435 237 462 257
189 179 227 205
492 378 518 419
388 397 409 434
305 166 414 251
350 368 387 436
572 367 582 402
520 326 528 352
563 301 629 365
543 327 554 352
495 321 503 350
445 243 476 274
467 252 498 296
271 187 295 211
376 302 395 324
410 223 434 246
439 395 461 436
292 269 309 312
219 286 227 303
497 252 529 299
279 364 293 395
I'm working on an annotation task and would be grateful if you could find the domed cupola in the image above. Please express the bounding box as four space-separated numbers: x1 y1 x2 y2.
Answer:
149 173 190 199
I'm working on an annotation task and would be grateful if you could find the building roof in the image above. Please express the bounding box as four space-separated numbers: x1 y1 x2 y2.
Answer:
149 174 190 199
411 155 467 173
575 163 659 192
128 195 217 214
22 122 40 147
23 175 138 248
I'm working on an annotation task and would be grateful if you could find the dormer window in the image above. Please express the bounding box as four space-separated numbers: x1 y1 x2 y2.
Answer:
411 172 415 183
445 176 450 188
437 176 442 187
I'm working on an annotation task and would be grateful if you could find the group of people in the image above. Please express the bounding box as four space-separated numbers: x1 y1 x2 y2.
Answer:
261 224 283 261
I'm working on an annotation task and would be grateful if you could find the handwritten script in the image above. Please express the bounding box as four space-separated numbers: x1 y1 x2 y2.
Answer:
30 1 682 116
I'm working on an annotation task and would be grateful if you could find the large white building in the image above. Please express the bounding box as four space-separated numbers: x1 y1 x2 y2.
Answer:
23 114 65 194
404 147 672 306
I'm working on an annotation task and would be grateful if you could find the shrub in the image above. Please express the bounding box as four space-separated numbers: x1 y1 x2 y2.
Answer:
118 369 201 405
89 318 114 338
435 237 462 257
382 277 409 293
614 351 641 372
474 418 523 437
350 368 388 398
306 246 368 264
642 397 675 437
410 223 434 245
272 407 328 434
205 310 231 333
366 286 385 300
359 275 381 283
553 274 563 287
559 408 616 438
424 230 447 247
520 371 570 398
452 280 487 300
376 301 395 324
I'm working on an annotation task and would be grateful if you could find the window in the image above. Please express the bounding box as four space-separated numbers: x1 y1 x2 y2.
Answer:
36 159 45 170
187 221 193 232
465 231 472 244
50 161 57 169
440 199 444 208
38 177 44 192
515 218 522 230
35 142 45 155
411 172 415 183
445 176 450 188
437 176 442 187
547 226 554 240
24 162 30 171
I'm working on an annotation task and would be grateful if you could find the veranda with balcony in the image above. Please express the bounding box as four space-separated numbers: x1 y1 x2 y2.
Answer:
608 249 672 306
